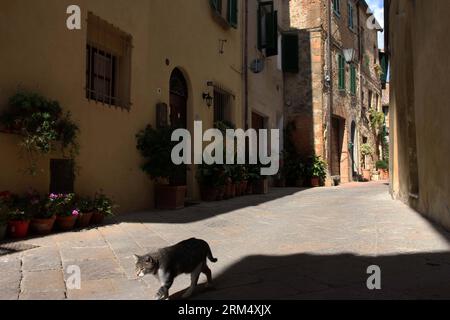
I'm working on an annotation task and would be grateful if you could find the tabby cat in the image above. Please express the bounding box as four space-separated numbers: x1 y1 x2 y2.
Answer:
134 238 218 300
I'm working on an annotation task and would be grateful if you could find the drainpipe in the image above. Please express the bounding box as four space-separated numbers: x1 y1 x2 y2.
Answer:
326 0 333 179
356 0 363 176
243 0 249 130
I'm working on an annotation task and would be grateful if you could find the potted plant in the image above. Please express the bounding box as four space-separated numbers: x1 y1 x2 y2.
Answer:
0 215 6 240
0 191 12 240
76 196 94 228
136 125 187 210
376 160 389 180
248 164 269 195
49 193 78 231
361 144 374 181
231 165 245 197
7 209 31 239
0 91 79 176
197 163 227 202
29 191 56 235
246 164 260 194
307 156 327 187
91 193 115 225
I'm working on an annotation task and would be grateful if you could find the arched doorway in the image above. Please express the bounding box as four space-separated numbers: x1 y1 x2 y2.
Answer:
169 68 188 129
169 68 188 186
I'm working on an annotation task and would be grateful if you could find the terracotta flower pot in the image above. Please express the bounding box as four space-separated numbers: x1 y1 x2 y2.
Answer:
246 183 254 195
241 181 248 195
362 169 371 182
201 187 218 202
216 186 226 201
155 185 187 210
56 215 78 232
235 182 242 197
225 182 233 199
90 212 105 225
311 177 320 188
8 220 30 239
231 184 237 198
253 179 269 194
77 212 93 229
30 216 56 235
0 224 7 240
379 169 389 180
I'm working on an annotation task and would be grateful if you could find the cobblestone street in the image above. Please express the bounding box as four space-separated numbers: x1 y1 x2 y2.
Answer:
1 181 450 300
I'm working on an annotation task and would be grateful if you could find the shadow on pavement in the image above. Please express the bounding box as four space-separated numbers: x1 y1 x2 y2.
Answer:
116 187 306 225
181 252 450 300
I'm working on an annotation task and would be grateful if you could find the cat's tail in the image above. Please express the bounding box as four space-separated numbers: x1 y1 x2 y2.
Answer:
207 245 218 263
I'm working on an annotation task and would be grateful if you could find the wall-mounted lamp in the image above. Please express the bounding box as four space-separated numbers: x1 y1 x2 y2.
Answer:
343 48 356 63
203 92 214 107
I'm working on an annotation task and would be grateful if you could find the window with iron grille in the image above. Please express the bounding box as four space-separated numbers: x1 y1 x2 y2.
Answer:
213 87 233 123
86 13 132 110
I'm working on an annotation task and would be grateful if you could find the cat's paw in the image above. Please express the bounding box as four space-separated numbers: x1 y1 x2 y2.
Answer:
155 293 168 300
155 290 168 300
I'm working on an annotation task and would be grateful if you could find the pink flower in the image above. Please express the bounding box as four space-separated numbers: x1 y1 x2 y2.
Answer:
72 209 80 216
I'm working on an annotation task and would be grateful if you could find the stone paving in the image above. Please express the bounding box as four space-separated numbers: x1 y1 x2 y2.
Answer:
1 181 450 300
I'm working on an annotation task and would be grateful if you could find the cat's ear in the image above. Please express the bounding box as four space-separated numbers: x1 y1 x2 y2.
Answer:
133 254 140 262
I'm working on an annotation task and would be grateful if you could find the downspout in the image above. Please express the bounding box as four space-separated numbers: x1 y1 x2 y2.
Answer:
326 0 333 178
356 0 362 176
244 0 249 130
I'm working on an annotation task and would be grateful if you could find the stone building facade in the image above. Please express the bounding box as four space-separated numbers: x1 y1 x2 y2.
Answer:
385 0 450 230
0 0 243 213
281 0 382 183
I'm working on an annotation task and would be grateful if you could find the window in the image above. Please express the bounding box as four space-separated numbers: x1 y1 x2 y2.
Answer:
282 33 299 73
368 90 373 109
50 159 75 194
214 86 233 123
338 54 346 91
210 0 238 28
86 13 132 110
350 64 356 95
333 0 341 16
258 1 278 57
348 2 354 30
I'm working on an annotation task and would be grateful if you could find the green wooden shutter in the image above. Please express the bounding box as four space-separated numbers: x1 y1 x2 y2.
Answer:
266 11 278 57
380 52 389 85
282 33 299 73
350 65 356 95
338 55 345 90
227 0 238 28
